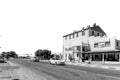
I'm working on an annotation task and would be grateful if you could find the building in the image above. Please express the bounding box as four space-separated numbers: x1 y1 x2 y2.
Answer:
63 23 120 62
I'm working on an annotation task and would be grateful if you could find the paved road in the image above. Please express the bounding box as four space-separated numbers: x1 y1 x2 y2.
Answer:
10 59 120 80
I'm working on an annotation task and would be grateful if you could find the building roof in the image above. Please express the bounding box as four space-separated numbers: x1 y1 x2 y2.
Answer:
90 25 106 35
63 28 88 37
63 23 106 37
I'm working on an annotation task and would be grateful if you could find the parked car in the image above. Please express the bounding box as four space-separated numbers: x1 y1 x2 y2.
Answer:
49 58 65 65
30 57 39 62
0 56 5 63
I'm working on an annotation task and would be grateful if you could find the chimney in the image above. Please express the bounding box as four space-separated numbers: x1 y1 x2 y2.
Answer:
87 25 90 28
82 27 85 31
93 23 96 27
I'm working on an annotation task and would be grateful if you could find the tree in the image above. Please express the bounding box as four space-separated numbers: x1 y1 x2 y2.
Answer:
35 49 43 57
1 51 18 59
34 49 51 60
42 49 51 59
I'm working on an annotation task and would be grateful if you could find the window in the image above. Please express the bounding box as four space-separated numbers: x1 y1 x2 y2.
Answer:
94 43 98 48
73 34 75 38
76 46 81 51
69 47 72 51
100 34 104 37
101 34 104 37
77 53 79 57
65 48 67 51
116 42 119 47
65 37 67 40
82 46 85 51
97 33 99 36
69 35 71 39
92 31 94 35
105 41 110 47
94 41 110 48
76 32 79 37
82 31 85 36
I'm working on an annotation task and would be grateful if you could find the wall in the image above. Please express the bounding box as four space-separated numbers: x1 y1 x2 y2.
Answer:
89 37 116 51
63 30 89 61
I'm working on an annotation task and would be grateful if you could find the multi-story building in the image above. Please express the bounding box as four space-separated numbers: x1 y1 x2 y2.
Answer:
63 23 120 62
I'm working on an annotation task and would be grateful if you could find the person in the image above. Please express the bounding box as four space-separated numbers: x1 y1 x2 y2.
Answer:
72 58 75 63
68 54 72 62
88 58 91 64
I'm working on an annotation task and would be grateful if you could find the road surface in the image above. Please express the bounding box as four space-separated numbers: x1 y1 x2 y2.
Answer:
10 59 120 80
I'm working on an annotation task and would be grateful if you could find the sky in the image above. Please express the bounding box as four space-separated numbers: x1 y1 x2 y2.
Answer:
0 0 120 55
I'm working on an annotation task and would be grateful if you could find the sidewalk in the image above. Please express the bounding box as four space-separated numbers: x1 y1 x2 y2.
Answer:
0 61 48 80
66 61 120 71
0 62 13 80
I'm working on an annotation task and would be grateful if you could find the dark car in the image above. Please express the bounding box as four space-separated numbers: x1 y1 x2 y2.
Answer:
30 57 39 62
0 56 5 63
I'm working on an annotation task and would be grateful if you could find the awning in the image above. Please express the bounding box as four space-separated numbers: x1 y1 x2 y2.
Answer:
82 50 120 54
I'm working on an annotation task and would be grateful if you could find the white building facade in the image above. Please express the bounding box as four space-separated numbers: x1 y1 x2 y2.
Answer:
63 23 120 62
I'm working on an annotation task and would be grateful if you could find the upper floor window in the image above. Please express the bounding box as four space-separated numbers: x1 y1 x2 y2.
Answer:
94 43 98 48
100 33 104 37
101 34 104 37
94 41 110 48
92 31 94 35
116 42 119 47
82 46 90 52
65 48 67 51
69 35 71 39
105 41 110 47
97 33 99 36
82 31 85 36
76 46 81 51
65 37 67 40
73 34 75 38
69 47 72 51
76 32 79 37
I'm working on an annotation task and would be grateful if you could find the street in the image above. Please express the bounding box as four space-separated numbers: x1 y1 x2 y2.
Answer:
10 59 120 80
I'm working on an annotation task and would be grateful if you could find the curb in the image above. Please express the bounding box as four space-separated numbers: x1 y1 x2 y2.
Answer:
66 62 119 71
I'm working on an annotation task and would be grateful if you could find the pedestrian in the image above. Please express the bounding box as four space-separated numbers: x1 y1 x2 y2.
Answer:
72 58 75 63
88 58 91 64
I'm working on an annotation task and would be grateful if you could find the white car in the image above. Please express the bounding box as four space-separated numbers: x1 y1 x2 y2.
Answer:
49 58 65 65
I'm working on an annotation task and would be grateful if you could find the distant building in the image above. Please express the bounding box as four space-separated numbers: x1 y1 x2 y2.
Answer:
63 23 120 62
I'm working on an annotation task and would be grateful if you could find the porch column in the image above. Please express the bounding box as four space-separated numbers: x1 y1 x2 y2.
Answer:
102 53 105 63
79 52 82 62
106 54 108 61
89 54 92 62
65 53 67 61
79 45 83 62
119 53 120 63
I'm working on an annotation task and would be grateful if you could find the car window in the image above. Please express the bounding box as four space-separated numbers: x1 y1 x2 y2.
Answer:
51 58 60 60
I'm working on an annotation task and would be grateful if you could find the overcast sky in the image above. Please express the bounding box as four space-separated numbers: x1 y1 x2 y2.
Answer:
0 0 120 55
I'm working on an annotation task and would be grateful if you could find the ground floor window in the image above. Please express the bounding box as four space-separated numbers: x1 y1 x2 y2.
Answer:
105 54 119 61
83 53 120 62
